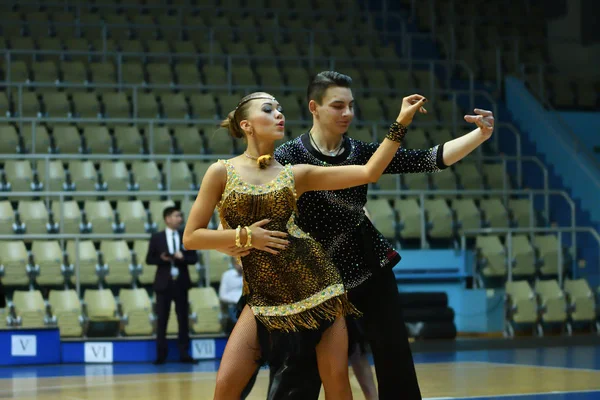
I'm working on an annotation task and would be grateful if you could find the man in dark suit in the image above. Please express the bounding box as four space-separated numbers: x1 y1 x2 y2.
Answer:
146 206 199 365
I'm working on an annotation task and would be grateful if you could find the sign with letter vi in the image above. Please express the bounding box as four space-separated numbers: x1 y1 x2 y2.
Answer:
84 342 114 363
192 339 216 359
11 335 37 356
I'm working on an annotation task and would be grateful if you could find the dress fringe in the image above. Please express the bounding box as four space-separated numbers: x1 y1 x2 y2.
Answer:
253 294 361 333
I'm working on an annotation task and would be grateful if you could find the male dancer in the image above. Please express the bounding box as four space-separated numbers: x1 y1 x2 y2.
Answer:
224 71 494 399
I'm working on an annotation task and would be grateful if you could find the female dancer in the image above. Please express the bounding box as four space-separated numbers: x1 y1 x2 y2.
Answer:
182 91 427 399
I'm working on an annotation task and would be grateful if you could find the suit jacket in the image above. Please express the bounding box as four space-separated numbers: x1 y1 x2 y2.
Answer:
146 230 198 292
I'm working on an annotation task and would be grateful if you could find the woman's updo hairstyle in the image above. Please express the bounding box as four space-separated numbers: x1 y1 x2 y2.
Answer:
219 92 277 139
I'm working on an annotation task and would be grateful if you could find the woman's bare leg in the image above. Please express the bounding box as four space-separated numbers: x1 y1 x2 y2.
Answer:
350 345 378 400
315 315 353 400
214 305 261 400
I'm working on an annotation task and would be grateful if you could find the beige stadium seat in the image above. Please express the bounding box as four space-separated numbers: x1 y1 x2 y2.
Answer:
504 280 540 336
53 125 82 154
161 93 189 119
12 290 49 328
365 198 396 239
429 128 454 145
119 288 154 336
204 250 233 285
395 198 422 240
31 241 65 287
534 234 562 276
32 61 60 84
202 125 235 154
167 161 194 193
451 199 481 233
89 62 117 89
21 124 51 154
147 126 173 154
509 198 535 228
134 240 155 286
83 289 121 322
479 198 510 228
36 160 66 191
424 198 454 239
42 92 71 117
122 62 146 85
510 234 536 277
61 61 88 85
19 92 40 118
455 162 484 190
102 92 131 118
403 173 429 191
51 200 82 234
131 161 162 192
0 241 30 286
82 126 112 153
48 289 84 337
430 169 458 194
176 64 203 90
564 279 596 324
134 92 160 119
0 124 21 153
4 160 35 193
99 161 130 192
68 160 98 193
475 235 506 277
116 200 148 234
535 280 568 327
173 126 203 154
376 174 400 190
101 240 134 286
18 200 52 234
66 240 100 285
193 162 212 184
189 287 221 333
0 201 15 235
113 126 143 154
7 61 30 83
84 200 115 234
71 92 101 118
483 163 510 190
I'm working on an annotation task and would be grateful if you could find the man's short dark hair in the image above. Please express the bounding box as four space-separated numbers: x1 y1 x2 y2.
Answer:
163 206 180 220
306 71 352 105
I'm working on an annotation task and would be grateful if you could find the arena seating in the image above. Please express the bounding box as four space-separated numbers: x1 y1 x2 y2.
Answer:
0 0 597 339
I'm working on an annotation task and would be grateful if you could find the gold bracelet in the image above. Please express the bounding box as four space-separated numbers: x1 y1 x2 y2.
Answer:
244 226 253 248
386 121 407 142
235 226 242 248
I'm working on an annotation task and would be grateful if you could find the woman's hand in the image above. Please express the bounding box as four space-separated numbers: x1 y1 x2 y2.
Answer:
246 219 289 255
396 94 428 126
464 108 494 140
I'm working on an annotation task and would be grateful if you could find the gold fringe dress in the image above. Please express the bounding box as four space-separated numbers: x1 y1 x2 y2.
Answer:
216 159 358 355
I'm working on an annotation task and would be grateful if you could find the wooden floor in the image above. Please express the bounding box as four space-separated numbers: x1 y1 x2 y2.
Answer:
2 361 600 400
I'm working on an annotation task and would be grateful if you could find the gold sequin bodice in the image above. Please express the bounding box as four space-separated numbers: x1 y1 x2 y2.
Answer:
216 159 356 332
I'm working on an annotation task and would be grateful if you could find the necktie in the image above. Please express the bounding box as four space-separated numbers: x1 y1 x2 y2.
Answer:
170 231 179 280
172 231 178 254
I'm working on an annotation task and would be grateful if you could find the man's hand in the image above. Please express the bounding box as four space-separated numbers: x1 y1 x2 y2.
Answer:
174 251 184 260
160 252 172 262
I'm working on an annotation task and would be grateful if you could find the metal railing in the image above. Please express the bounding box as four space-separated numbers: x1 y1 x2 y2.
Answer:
461 227 600 287
0 233 153 296
0 187 579 268
518 63 600 182
1 49 475 101
372 188 576 257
